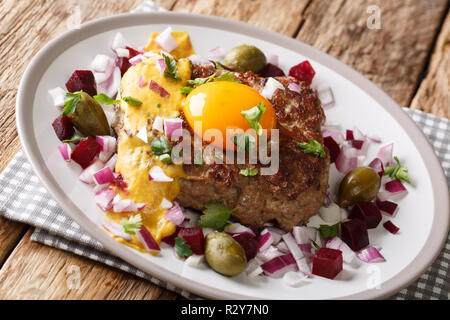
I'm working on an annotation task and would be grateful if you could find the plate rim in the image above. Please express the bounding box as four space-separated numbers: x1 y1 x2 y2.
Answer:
15 11 449 300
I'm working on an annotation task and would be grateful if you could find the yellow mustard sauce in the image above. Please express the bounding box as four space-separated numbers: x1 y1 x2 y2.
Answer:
103 31 195 255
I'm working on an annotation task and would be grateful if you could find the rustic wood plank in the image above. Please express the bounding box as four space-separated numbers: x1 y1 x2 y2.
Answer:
410 11 450 118
172 0 311 36
0 217 28 267
0 230 177 299
296 0 448 107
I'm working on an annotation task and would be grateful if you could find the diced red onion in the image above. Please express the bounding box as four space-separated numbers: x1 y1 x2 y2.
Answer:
79 159 104 185
149 166 173 182
96 136 117 162
115 48 130 58
135 126 148 143
138 75 147 88
258 231 273 251
136 203 146 210
165 201 184 225
102 219 132 240
164 118 183 140
246 259 264 277
366 134 382 143
383 220 400 234
316 83 335 107
208 46 225 59
385 179 407 195
104 153 117 171
325 237 358 265
375 197 398 216
97 66 121 98
265 53 279 66
322 129 344 144
94 188 115 211
48 87 66 107
261 253 298 278
299 243 312 256
90 54 115 73
58 143 72 162
377 143 394 166
261 77 284 100
368 158 385 176
149 80 170 98
156 58 166 76
136 226 160 253
143 51 158 58
265 227 285 245
319 202 341 224
287 82 301 93
93 166 115 185
225 223 256 238
276 241 289 253
188 54 214 66
160 197 172 209
282 233 304 260
129 54 144 65
155 27 178 52
357 246 385 263
335 146 358 174
292 226 317 244
185 254 206 268
152 116 164 132
111 32 128 52
256 245 283 262
113 199 136 212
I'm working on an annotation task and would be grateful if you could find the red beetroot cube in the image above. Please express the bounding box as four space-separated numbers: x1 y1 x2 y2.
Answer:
161 227 182 247
288 60 315 84
115 57 132 76
232 233 259 261
126 46 142 58
71 136 102 169
65 70 97 97
178 227 204 255
348 202 382 229
340 219 369 251
345 129 354 141
323 136 340 163
351 140 364 150
312 248 343 279
259 63 285 77
52 115 75 141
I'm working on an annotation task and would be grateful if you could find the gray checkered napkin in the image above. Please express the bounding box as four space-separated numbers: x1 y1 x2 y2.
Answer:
1 1 449 299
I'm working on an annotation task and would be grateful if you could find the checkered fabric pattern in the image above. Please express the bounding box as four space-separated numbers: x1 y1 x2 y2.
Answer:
0 1 448 299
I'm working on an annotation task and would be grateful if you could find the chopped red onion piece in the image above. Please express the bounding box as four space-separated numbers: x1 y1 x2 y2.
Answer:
258 231 273 251
165 201 184 225
282 233 304 260
287 82 301 93
160 197 173 209
256 245 283 262
79 159 104 185
261 253 298 278
164 118 183 140
383 220 400 234
94 188 115 211
149 80 170 98
377 143 394 166
104 153 117 171
116 48 130 58
113 198 136 212
368 158 385 176
375 197 398 216
152 116 164 133
325 237 358 265
208 46 226 59
357 246 385 263
246 259 264 278
102 219 132 240
319 203 341 224
138 75 147 88
155 27 178 52
265 53 279 66
265 227 285 244
149 166 173 182
129 54 144 65
111 32 128 52
292 226 317 244
97 66 121 99
90 54 115 73
261 77 284 100
96 136 117 162
335 146 359 174
276 241 289 253
93 166 115 185
58 143 72 162
188 54 214 66
156 58 166 76
48 87 66 107
385 179 407 194
316 83 335 107
136 226 160 253
185 254 207 269
225 223 256 238
322 129 345 144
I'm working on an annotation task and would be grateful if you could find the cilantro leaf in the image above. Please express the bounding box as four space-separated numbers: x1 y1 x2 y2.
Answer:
319 222 340 238
215 71 238 82
198 203 235 231
150 135 171 155
187 73 216 88
239 168 258 176
62 132 82 143
231 134 256 152
162 53 181 81
62 91 82 116
93 93 120 105
174 237 193 259
240 102 266 136
120 214 142 235
297 139 326 158
180 86 193 95
384 156 410 184
122 96 143 107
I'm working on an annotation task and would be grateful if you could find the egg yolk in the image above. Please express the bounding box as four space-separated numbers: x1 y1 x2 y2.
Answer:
183 81 277 150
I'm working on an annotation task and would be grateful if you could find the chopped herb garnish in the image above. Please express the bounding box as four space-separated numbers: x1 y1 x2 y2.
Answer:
239 168 258 176
150 135 171 155
93 93 120 105
174 237 193 259
384 156 410 184
214 61 224 70
156 103 161 108
311 240 321 250
162 53 181 81
194 151 203 166
319 222 340 238
62 91 82 116
186 71 238 91
62 132 82 143
241 102 266 136
159 153 172 164
215 71 238 82
198 203 235 231
180 86 193 95
231 134 256 152
188 73 216 88
297 139 326 158
122 96 143 107
120 214 142 235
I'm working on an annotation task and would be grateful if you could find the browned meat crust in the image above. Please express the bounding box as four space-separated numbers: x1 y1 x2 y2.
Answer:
176 65 330 231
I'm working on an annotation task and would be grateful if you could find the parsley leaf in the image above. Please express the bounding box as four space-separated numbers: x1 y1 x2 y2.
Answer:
62 132 82 143
150 136 171 155
180 86 193 95
93 93 120 105
239 168 258 176
174 237 193 259
187 73 216 88
198 203 235 231
122 96 143 107
162 53 181 81
120 214 142 235
62 91 82 116
215 71 238 82
231 134 256 152
297 139 326 158
319 222 340 238
384 156 410 184
241 102 266 136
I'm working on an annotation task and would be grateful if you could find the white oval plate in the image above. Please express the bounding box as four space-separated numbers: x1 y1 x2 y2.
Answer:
16 12 449 300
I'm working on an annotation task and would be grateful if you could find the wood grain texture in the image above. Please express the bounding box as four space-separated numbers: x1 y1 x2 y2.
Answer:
296 0 449 107
410 11 450 118
172 0 311 36
0 230 177 299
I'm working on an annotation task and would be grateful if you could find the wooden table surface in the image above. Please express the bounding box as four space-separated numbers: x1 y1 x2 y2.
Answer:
0 0 448 299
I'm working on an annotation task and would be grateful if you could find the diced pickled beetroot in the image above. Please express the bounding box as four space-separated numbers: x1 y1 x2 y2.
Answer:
52 115 75 141
178 227 204 255
126 46 142 58
65 70 97 97
323 136 340 163
288 60 315 84
383 221 399 234
232 233 258 260
248 224 260 237
115 57 132 76
348 202 382 229
346 129 354 141
351 140 364 150
161 227 182 247
259 63 285 77
340 219 369 251
312 248 343 279
71 136 102 169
